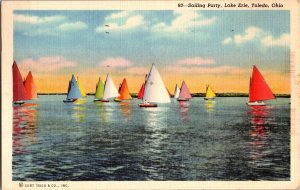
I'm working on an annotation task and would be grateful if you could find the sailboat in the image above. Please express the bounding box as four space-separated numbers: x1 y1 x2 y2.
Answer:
94 77 105 101
137 83 145 99
247 65 275 106
204 85 216 100
101 73 119 102
77 77 87 97
13 61 27 105
177 81 192 101
63 74 82 103
173 84 180 98
115 78 132 102
139 64 170 107
24 71 38 100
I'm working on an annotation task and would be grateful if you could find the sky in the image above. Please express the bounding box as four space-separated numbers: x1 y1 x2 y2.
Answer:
14 10 290 94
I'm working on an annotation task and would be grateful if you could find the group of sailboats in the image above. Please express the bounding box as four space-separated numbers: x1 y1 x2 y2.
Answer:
12 61 37 105
62 64 275 106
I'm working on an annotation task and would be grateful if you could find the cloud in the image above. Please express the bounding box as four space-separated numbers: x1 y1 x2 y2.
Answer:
223 37 233 45
14 14 88 36
262 33 290 47
58 21 88 31
19 56 77 73
14 14 66 24
96 11 145 32
166 65 248 75
234 27 262 44
99 57 133 68
178 57 215 66
106 11 130 20
152 10 217 33
223 26 289 48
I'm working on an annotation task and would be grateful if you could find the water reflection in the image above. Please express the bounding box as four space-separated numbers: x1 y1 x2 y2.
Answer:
119 101 131 120
247 105 273 161
205 100 215 113
73 100 87 123
178 101 189 121
13 103 38 154
94 102 108 124
141 106 170 179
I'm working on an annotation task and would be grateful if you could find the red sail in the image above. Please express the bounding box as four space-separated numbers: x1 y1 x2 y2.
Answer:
24 71 38 99
249 65 275 102
137 83 145 99
13 61 27 102
178 80 192 99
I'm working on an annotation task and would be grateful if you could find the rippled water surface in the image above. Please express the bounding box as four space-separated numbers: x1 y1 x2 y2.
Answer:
13 96 290 180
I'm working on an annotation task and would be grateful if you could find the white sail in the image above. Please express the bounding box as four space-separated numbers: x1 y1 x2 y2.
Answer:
103 74 119 99
142 64 171 103
174 84 180 99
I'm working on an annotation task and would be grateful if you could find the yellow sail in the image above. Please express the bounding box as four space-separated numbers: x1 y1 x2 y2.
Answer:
206 85 216 99
77 77 87 97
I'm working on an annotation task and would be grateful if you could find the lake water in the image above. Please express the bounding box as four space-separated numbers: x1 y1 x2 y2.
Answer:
13 96 290 181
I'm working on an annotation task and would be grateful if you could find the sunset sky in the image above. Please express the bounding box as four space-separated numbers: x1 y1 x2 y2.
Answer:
14 10 290 94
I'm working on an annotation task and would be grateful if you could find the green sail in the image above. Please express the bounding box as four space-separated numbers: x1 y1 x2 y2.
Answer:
95 77 104 99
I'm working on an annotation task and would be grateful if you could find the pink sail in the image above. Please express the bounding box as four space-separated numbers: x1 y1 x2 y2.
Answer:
178 81 192 99
13 61 27 102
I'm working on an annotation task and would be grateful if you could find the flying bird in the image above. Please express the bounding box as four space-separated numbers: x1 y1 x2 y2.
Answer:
105 24 110 27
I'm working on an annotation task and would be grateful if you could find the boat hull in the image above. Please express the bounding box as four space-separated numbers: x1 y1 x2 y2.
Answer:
114 98 122 102
13 101 25 105
177 98 189 101
139 103 157 107
247 101 265 106
204 97 215 100
63 99 77 103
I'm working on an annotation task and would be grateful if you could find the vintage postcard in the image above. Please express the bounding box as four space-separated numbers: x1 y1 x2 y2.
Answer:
1 0 300 189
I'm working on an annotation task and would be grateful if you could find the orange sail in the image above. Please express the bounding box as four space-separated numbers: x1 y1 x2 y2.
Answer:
24 71 38 100
116 78 132 100
249 65 275 102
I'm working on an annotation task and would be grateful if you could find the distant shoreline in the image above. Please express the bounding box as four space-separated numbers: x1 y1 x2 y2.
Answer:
37 93 291 98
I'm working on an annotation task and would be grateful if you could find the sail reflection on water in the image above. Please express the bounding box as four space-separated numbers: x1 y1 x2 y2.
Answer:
247 105 273 161
94 101 108 124
178 101 189 121
73 99 87 123
119 101 131 120
205 100 215 113
13 103 38 154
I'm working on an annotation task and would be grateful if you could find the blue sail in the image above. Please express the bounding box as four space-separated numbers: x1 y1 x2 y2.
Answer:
67 75 82 99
